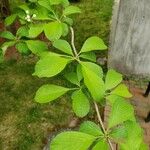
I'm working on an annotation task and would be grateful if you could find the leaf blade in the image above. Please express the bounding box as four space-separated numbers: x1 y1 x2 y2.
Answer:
80 52 96 62
105 69 123 90
63 6 81 16
119 121 144 150
80 36 107 53
92 140 109 150
29 24 44 38
0 31 15 40
72 90 90 117
35 84 70 103
51 131 95 150
16 26 29 37
33 53 71 78
53 39 73 55
79 121 103 137
108 98 135 129
111 84 132 98
15 42 30 54
26 40 48 56
64 72 80 86
81 62 105 102
5 14 17 26
44 21 62 41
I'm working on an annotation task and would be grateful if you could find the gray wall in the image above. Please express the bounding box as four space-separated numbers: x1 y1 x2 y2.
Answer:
108 0 150 78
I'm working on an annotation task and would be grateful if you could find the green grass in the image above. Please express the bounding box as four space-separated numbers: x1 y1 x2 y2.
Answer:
0 59 74 149
73 0 114 49
0 0 114 149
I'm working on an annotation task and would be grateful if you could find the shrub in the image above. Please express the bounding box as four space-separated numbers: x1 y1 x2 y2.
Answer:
0 0 148 149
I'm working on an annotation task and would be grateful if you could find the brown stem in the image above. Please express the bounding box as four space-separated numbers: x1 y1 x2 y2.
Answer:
94 102 114 150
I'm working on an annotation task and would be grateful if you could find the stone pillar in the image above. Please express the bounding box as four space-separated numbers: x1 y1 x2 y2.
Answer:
108 0 150 78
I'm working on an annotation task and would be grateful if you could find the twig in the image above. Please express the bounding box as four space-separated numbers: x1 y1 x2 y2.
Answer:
70 26 114 150
94 102 114 150
70 27 78 57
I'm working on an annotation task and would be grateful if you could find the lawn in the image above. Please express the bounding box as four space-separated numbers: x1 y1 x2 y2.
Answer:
0 0 114 149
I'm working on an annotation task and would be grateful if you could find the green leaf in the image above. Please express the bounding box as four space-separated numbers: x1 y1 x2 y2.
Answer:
80 121 103 137
33 53 71 77
16 26 29 37
50 131 95 150
119 121 144 150
77 64 83 82
18 4 29 11
19 19 26 25
26 40 48 56
44 21 62 41
62 0 70 7
29 24 44 38
5 14 17 26
108 98 135 129
1 41 16 55
16 8 26 20
35 5 50 20
81 62 105 102
62 23 69 37
80 52 96 62
80 36 107 53
139 142 149 150
1 41 16 49
110 124 128 141
105 69 122 90
63 6 81 16
106 95 122 105
53 39 73 55
111 84 132 98
63 17 73 26
15 42 30 54
49 0 62 5
64 72 80 86
71 90 90 117
35 84 70 103
92 140 109 150
81 62 103 78
38 0 52 11
0 31 15 40
28 0 36 1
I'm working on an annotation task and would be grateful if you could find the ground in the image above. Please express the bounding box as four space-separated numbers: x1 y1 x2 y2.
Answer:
0 0 114 149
